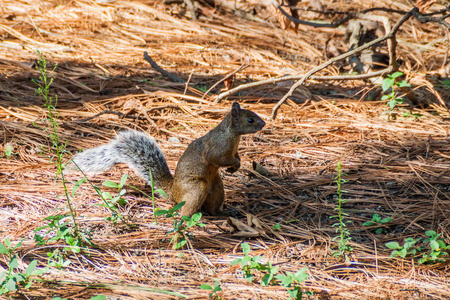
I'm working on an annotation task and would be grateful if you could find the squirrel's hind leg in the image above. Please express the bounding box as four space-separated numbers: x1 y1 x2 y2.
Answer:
203 173 224 215
176 179 209 216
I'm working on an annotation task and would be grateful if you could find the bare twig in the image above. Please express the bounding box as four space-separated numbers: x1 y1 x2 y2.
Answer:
183 70 194 95
270 8 416 120
202 63 249 100
76 110 129 122
439 24 449 67
215 8 416 106
271 0 352 28
288 6 407 16
412 9 450 30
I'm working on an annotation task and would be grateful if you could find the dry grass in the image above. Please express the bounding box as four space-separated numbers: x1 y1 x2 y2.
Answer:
1 0 450 299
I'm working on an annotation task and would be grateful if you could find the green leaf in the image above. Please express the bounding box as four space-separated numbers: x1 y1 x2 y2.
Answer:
172 201 185 212
430 240 440 250
385 242 400 249
425 230 436 237
245 274 253 283
191 213 202 223
155 189 167 198
437 240 447 248
102 180 119 189
261 273 273 286
397 80 410 88
118 189 126 197
154 209 168 216
362 221 375 227
119 174 128 188
399 248 407 258
241 242 250 255
102 191 112 199
251 255 263 263
0 243 7 254
382 77 395 91
275 274 293 287
294 268 309 282
4 238 10 248
5 278 17 291
90 296 106 300
9 256 19 269
240 255 250 266
5 145 12 157
230 258 242 266
72 178 87 197
380 217 392 224
388 99 398 109
390 71 404 79
287 288 299 299
176 240 187 249
26 260 38 276
199 284 213 290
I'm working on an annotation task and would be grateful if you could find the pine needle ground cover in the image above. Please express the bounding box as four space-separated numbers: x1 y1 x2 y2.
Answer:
0 1 449 299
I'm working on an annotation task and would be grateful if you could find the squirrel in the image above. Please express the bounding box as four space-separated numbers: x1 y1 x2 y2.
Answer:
70 102 265 216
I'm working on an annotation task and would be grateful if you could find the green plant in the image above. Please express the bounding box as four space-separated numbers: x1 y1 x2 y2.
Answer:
437 79 450 88
70 164 127 225
127 169 167 225
418 231 450 264
230 243 310 298
386 237 423 258
33 51 92 266
273 223 281 231
199 280 222 299
386 231 450 264
331 162 353 258
362 213 392 234
196 85 208 93
275 268 309 300
0 238 46 294
155 202 205 249
100 174 129 224
230 243 276 286
230 242 264 283
34 213 92 268
4 145 13 158
381 71 420 119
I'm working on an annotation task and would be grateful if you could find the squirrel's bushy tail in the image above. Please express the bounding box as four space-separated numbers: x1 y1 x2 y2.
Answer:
71 130 173 192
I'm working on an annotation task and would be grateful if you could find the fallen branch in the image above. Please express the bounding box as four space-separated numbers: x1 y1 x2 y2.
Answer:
270 8 415 119
270 0 351 28
215 8 415 107
143 51 186 83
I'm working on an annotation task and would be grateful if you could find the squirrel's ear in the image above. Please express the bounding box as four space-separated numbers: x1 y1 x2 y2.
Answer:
231 102 240 124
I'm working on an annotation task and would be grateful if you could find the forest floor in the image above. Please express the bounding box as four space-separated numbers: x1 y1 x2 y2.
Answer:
0 0 449 299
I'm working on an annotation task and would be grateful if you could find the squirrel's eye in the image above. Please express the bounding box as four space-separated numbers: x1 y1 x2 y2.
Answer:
247 118 254 123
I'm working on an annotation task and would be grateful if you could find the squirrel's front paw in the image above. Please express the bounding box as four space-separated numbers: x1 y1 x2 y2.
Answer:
226 166 239 173
226 162 240 173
